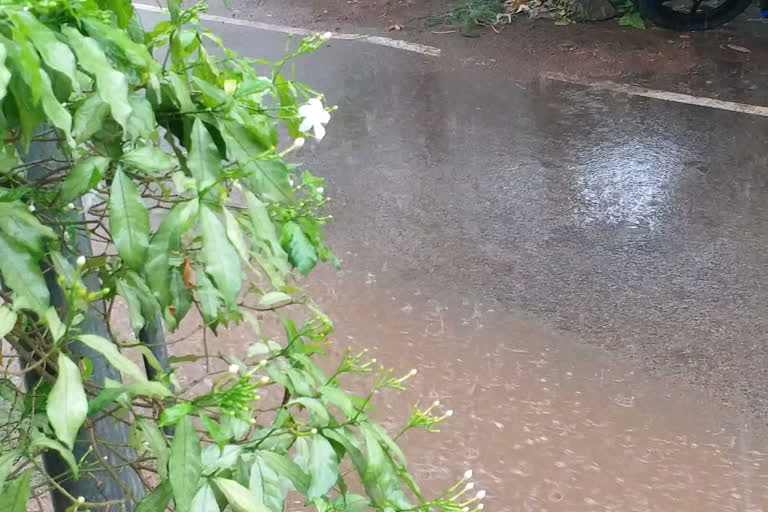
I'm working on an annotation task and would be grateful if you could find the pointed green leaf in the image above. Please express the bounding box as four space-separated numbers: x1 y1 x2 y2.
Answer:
0 305 16 339
87 386 126 415
188 118 221 191
191 482 220 512
126 93 156 140
196 268 220 326
47 354 87 450
13 11 76 84
122 145 177 174
76 334 147 382
200 205 242 306
223 207 250 263
281 221 317 276
39 71 72 143
60 156 109 204
360 423 410 509
250 455 289 512
258 291 292 310
331 494 370 512
73 95 110 142
0 231 49 314
136 418 169 479
29 436 79 478
0 44 11 102
215 478 267 512
258 451 309 494
306 434 339 499
170 416 203 512
110 167 149 270
84 18 155 71
136 480 173 512
0 451 18 494
0 469 29 512
63 27 131 129
0 201 55 256
289 398 331 427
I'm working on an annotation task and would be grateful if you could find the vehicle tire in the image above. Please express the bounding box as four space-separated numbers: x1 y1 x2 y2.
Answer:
638 0 752 29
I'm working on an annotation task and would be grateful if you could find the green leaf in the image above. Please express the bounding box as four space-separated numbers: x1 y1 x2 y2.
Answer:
170 416 203 512
324 428 365 474
122 145 177 174
250 455 289 512
289 397 331 427
0 451 18 494
0 305 16 339
73 95 110 142
146 201 195 310
87 387 126 415
360 423 410 509
275 73 300 137
110 167 150 270
0 469 29 512
245 191 291 285
258 451 310 494
188 118 222 191
191 482 220 512
76 334 147 382
619 11 646 28
116 270 161 333
126 93 156 140
215 478 267 512
60 156 109 204
136 418 169 479
0 201 55 257
195 269 220 326
29 435 79 478
236 78 272 97
63 27 132 129
159 402 194 427
199 205 243 306
200 414 230 448
12 11 76 85
47 354 87 450
281 221 317 276
306 434 339 499
0 231 49 315
223 207 250 263
332 494 370 512
258 291 292 310
368 422 406 467
136 480 173 512
39 69 72 143
84 18 156 71
0 44 11 103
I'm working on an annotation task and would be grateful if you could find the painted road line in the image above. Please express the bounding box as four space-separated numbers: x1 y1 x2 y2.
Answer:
133 3 441 57
544 72 768 117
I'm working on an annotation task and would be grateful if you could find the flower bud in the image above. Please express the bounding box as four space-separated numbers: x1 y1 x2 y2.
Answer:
321 31 333 40
228 364 240 375
408 368 417 376
445 409 454 417
464 469 473 479
311 428 318 434
294 137 305 149
476 490 486 500
77 497 85 504
76 255 86 267
27 203 35 212
432 400 440 408
260 376 270 384
464 482 474 491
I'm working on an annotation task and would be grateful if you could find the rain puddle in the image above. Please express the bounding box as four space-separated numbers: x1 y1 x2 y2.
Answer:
296 266 768 512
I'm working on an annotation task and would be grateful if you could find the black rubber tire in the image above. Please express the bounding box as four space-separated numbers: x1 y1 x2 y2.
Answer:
638 0 752 29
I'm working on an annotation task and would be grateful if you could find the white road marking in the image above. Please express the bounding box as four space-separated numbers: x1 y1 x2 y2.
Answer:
544 72 768 117
133 3 441 57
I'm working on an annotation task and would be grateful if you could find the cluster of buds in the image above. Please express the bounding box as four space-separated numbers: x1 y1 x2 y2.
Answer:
430 470 487 512
375 367 418 391
400 400 454 436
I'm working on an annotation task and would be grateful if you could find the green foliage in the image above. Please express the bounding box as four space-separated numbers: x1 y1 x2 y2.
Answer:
0 1 485 511
619 11 646 27
427 0 509 31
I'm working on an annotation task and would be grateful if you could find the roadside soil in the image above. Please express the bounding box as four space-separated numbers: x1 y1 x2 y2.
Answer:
209 0 768 105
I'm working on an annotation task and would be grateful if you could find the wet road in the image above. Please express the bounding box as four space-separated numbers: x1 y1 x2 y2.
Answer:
139 9 768 510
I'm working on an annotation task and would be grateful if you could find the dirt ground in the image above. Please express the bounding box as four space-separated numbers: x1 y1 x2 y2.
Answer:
210 0 768 105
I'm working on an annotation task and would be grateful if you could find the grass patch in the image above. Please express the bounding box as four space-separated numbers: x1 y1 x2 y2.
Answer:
426 0 509 32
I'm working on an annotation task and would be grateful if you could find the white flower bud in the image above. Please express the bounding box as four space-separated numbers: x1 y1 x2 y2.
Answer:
370 358 376 363
249 418 257 424
445 409 454 417
432 400 440 408
77 496 85 504
408 368 417 376
27 203 35 212
476 490 486 500
317 186 324 194
311 428 318 434
321 31 333 40
63 231 70 241
461 507 469 512
67 203 75 210
477 505 485 510
228 364 240 375
464 469 473 479
464 482 474 491
293 137 305 149
260 375 270 384
76 255 86 267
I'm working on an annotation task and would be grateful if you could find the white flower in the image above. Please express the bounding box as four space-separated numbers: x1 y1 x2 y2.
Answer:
464 469 473 479
228 364 240 375
76 255 86 267
298 98 330 140
27 203 35 212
